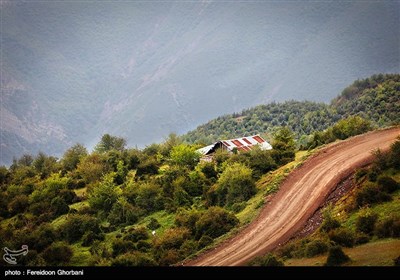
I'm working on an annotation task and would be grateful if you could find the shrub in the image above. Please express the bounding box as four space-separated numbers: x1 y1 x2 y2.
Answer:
147 218 161 230
354 233 370 245
111 252 157 266
304 239 329 257
377 176 399 193
112 239 135 257
50 197 69 217
60 214 101 243
250 253 284 266
375 216 400 238
42 242 73 266
198 235 213 249
153 227 190 252
124 226 149 243
136 240 152 252
356 208 378 234
216 162 256 206
394 256 400 266
7 195 29 215
320 205 341 232
82 232 104 247
355 183 392 207
195 207 238 239
179 240 198 257
328 228 355 247
325 246 350 266
230 202 247 213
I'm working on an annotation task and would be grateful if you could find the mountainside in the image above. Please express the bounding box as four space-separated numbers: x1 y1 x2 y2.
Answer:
1 1 399 165
182 74 400 145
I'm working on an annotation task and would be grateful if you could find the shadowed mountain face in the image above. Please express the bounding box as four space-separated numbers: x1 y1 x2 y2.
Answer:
1 1 399 165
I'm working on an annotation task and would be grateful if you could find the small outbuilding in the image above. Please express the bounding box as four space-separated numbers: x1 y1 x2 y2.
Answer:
197 134 272 162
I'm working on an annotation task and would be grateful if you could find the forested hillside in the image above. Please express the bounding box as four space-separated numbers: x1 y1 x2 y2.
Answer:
182 74 400 146
2 1 399 165
0 75 398 266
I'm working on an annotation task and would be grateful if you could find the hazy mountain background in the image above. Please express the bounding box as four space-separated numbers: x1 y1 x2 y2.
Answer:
1 0 399 165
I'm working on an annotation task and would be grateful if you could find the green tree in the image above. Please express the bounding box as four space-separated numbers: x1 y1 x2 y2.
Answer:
216 162 255 205
62 143 88 171
325 246 350 266
88 172 120 212
170 144 200 169
94 134 126 153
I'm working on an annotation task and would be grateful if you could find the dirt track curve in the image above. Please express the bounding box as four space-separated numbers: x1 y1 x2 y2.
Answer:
187 127 400 266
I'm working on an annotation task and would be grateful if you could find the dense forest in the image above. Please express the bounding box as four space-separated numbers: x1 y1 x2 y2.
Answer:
182 74 400 146
0 74 399 266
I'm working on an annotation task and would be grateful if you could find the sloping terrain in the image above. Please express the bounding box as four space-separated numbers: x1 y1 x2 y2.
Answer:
2 1 399 165
187 127 400 266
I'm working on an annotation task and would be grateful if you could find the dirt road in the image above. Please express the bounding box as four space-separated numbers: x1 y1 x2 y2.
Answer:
187 127 400 266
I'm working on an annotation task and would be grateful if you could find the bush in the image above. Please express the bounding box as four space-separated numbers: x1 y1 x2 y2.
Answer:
356 208 378 234
179 240 198 257
7 195 29 215
112 239 135 257
325 246 350 266
195 207 238 239
147 218 161 230
375 216 400 238
42 242 73 265
250 253 284 266
216 163 256 206
304 239 329 257
60 214 101 243
82 232 104 247
136 240 152 252
124 226 149 243
328 228 355 247
198 235 213 249
153 227 190 252
354 233 370 245
320 205 341 233
111 252 157 266
377 176 399 193
355 183 392 207
394 256 400 266
50 197 69 217
230 202 247 213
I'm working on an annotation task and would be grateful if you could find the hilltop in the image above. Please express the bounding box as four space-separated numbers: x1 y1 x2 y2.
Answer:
182 74 400 145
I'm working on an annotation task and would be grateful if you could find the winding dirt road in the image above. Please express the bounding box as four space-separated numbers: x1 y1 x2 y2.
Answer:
187 127 400 266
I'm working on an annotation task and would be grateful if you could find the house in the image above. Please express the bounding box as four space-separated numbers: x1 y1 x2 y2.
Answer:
197 134 272 162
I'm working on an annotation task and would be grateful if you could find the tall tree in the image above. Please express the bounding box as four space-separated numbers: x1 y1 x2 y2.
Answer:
94 134 126 153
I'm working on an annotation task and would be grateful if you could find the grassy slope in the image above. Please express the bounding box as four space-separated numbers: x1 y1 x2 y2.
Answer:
286 238 400 266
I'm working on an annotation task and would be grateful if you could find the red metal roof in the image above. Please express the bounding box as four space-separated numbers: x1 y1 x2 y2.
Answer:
242 138 252 145
231 139 244 147
252 135 265 143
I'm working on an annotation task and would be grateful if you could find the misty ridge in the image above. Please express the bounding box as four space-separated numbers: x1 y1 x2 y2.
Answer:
1 1 399 165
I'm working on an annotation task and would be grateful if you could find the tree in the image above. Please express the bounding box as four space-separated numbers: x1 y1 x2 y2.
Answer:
94 134 126 153
76 154 109 184
325 246 350 266
271 127 296 165
216 162 256 206
170 144 200 169
135 182 162 213
62 143 88 171
88 172 120 212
